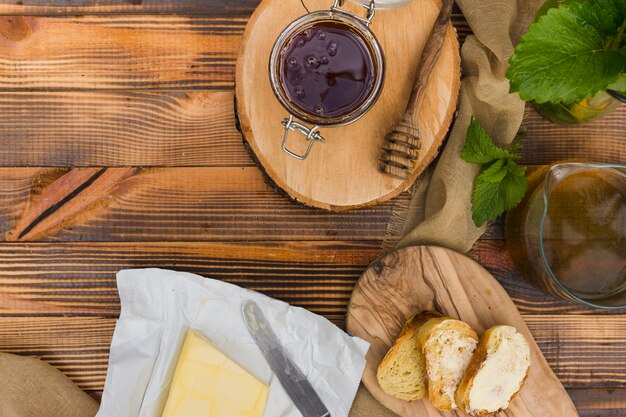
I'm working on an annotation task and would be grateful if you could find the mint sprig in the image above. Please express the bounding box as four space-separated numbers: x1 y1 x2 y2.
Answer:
507 0 626 104
462 117 528 227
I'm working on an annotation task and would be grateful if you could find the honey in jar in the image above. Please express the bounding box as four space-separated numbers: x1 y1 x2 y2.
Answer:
279 21 376 120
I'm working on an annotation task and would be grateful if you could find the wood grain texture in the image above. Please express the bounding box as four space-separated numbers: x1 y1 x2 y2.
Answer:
0 315 624 392
0 317 114 391
0 240 612 318
346 246 578 417
520 106 626 165
0 0 260 15
0 3 621 416
0 91 252 167
0 167 407 241
0 0 471 44
0 241 380 318
0 94 621 167
236 0 460 210
569 389 626 416
0 15 245 90
522 316 626 388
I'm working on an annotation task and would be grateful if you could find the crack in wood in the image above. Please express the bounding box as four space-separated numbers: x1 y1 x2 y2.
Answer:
17 168 108 240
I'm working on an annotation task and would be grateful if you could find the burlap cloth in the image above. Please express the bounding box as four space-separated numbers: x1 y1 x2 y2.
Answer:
0 353 98 417
0 0 544 415
389 0 544 253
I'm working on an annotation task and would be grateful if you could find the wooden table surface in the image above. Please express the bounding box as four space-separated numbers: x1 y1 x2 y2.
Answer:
0 1 623 416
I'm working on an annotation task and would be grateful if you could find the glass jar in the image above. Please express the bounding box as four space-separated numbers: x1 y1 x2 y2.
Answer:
505 162 626 308
533 90 624 125
269 0 385 160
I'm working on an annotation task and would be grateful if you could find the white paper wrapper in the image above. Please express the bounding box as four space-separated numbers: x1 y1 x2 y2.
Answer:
96 268 369 417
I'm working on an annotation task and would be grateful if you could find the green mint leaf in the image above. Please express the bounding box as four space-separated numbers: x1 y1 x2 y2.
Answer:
461 116 515 165
501 159 528 210
606 0 626 26
507 0 626 104
471 160 528 227
480 159 509 183
535 0 561 20
463 116 529 227
471 177 505 227
537 0 626 24
608 73 626 94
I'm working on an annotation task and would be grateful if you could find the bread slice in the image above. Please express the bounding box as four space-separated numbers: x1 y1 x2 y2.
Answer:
455 325 531 416
376 311 441 401
417 317 478 410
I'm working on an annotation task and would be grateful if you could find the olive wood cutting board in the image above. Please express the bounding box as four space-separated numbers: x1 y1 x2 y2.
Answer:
235 0 460 211
346 246 579 417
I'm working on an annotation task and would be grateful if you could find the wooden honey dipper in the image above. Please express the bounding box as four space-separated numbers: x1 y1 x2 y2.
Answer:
379 0 454 179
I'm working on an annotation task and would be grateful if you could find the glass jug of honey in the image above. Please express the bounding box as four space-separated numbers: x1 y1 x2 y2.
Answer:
505 163 626 309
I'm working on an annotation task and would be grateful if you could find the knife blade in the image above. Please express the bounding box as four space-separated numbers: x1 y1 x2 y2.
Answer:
242 300 331 417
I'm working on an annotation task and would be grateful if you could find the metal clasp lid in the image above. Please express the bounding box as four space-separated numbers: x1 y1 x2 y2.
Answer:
331 0 376 26
281 115 325 160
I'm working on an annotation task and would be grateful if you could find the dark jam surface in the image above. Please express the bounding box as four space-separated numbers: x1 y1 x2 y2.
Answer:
280 21 375 119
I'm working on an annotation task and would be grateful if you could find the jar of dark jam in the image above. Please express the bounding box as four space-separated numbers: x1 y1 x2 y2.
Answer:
269 0 385 160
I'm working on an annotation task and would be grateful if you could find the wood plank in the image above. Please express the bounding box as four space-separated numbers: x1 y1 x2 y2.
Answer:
0 91 252 167
1 315 623 392
523 316 626 388
0 13 468 91
0 317 114 391
568 388 626 416
0 94 622 168
0 241 381 317
0 0 261 15
520 106 626 165
0 240 613 317
0 167 405 241
0 15 245 90
0 0 469 36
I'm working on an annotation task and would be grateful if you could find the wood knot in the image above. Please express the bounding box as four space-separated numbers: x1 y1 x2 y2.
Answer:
0 16 32 41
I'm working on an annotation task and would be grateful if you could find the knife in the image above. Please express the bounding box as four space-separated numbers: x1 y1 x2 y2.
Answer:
242 300 331 417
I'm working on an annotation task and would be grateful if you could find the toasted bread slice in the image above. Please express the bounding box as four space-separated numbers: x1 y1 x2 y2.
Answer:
376 311 441 401
417 317 478 410
455 325 531 416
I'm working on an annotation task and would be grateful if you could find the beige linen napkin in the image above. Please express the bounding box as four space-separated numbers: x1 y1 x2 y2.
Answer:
0 353 98 417
389 0 545 254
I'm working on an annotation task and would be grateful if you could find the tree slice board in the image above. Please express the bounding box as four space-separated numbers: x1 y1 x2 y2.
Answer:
235 0 460 211
346 246 579 417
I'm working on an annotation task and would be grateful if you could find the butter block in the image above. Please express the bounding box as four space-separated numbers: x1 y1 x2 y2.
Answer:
161 331 268 417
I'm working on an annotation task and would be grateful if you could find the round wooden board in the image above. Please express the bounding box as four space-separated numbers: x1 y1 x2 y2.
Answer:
236 0 460 211
346 246 579 417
